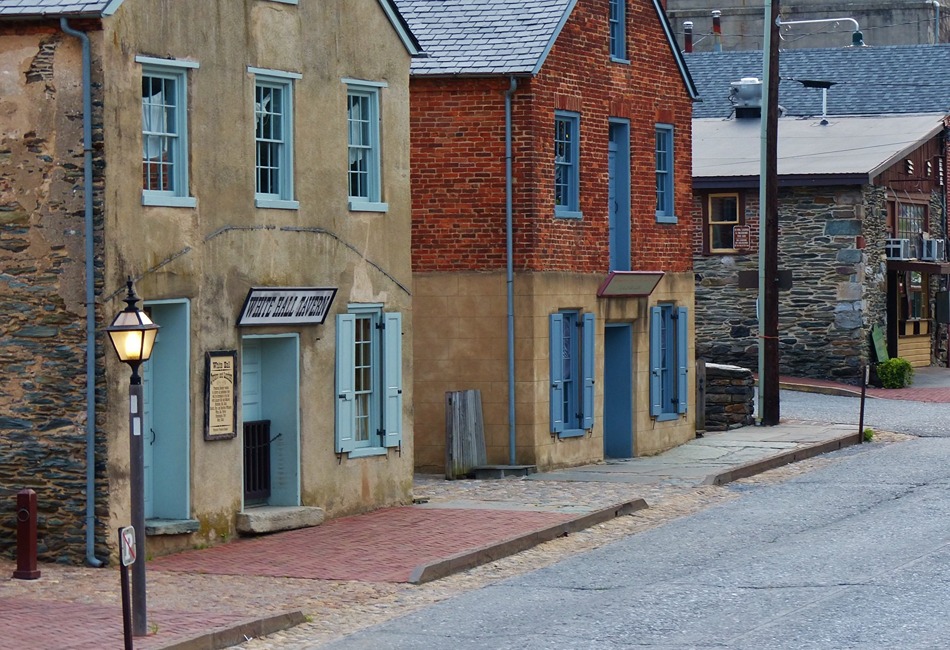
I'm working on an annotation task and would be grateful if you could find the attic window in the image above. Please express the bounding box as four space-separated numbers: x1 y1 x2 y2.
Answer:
906 159 914 176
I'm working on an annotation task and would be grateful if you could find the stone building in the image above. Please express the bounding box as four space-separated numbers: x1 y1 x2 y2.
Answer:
0 0 422 564
686 47 950 383
397 0 699 471
665 0 949 52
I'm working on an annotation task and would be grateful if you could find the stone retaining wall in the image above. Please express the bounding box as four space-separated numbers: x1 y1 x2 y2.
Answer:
703 363 754 431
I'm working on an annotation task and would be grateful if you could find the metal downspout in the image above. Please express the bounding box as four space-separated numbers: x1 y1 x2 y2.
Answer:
505 76 518 466
60 17 104 568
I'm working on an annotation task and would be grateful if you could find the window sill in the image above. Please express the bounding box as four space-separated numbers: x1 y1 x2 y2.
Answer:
555 209 583 220
349 200 389 213
145 518 199 536
557 428 587 439
611 56 630 65
656 214 678 224
255 197 300 210
142 193 197 208
654 412 680 422
347 447 388 459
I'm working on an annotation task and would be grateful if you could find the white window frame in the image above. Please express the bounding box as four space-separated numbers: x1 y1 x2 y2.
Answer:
344 79 388 213
250 67 301 210
137 56 198 208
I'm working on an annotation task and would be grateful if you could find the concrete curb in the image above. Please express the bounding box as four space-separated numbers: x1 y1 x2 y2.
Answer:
702 432 864 486
779 380 867 399
157 610 307 650
408 498 649 584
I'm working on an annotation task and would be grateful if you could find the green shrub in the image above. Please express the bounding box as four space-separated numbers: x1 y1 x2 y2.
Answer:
863 427 874 442
876 357 914 389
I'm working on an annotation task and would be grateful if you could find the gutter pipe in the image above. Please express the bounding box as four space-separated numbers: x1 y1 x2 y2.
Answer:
505 76 518 466
60 17 104 568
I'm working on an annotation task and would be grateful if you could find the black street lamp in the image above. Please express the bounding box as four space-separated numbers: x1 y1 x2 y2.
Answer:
106 278 159 637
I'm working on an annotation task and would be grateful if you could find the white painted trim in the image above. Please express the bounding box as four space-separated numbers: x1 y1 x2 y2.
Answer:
135 55 199 69
248 66 302 80
142 193 197 208
341 77 389 88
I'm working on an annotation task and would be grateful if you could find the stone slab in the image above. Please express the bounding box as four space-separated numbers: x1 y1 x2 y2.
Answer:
236 506 325 535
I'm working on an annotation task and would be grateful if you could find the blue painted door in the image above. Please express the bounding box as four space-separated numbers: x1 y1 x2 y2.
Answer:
141 301 191 520
608 121 631 272
604 324 634 458
241 336 300 508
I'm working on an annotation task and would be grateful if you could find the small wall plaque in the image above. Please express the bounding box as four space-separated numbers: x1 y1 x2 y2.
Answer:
205 350 237 440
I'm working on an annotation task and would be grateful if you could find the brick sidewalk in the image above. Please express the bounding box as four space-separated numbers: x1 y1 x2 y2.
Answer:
149 507 574 582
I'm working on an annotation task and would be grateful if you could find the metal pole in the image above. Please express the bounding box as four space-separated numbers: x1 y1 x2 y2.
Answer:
119 528 134 650
128 371 147 636
858 364 868 443
759 0 781 426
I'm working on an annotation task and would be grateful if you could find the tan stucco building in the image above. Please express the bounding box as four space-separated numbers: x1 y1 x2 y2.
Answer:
0 0 421 564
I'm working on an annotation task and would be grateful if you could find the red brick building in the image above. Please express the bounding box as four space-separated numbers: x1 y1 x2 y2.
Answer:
399 0 699 472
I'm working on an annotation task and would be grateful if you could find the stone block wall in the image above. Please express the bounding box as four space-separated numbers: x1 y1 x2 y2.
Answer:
703 363 754 431
694 184 887 386
0 31 109 564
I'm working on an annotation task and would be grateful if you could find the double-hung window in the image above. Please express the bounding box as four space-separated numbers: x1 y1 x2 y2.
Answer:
707 193 741 253
251 67 300 209
335 305 403 457
549 311 595 437
609 0 627 61
138 56 198 207
650 305 688 420
345 79 388 212
655 124 676 223
554 111 581 218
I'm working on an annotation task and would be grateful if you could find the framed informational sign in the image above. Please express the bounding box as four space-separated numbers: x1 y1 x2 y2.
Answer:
205 350 237 440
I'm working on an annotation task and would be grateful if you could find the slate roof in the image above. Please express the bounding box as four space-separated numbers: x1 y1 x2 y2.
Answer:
0 0 121 17
685 45 950 119
396 0 574 75
693 113 947 184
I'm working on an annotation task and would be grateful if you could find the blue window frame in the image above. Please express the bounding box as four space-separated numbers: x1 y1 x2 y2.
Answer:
336 306 402 457
138 56 198 208
655 124 676 223
554 111 581 218
251 67 301 210
609 0 627 61
650 305 688 420
550 311 595 437
345 79 388 212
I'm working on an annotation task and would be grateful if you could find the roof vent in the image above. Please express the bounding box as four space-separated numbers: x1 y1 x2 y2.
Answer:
730 77 762 118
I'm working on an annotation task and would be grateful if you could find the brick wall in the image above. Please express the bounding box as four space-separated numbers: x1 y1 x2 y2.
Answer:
410 0 695 275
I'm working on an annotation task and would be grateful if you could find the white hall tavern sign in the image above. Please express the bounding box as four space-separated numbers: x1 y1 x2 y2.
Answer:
237 287 337 326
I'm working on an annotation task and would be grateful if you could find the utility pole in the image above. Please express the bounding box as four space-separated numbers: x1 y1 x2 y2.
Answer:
758 0 781 425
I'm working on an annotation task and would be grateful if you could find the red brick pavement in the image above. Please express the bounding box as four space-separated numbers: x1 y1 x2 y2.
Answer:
0 596 251 650
149 506 573 582
778 374 950 403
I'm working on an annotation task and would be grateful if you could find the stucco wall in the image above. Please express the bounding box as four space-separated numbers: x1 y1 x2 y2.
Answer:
413 271 695 472
95 0 415 553
1 0 416 563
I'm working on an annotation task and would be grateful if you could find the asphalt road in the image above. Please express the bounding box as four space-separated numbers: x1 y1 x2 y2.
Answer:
777 390 949 437
321 436 950 649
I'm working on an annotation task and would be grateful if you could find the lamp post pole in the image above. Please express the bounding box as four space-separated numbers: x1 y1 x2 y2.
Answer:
128 361 147 636
106 278 159 638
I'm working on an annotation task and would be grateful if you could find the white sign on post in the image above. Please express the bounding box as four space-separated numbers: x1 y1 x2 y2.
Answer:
120 526 136 566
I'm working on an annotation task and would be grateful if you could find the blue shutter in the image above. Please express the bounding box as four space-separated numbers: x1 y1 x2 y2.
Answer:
335 313 356 454
676 306 689 414
382 311 403 448
581 312 595 430
649 306 663 416
549 313 564 434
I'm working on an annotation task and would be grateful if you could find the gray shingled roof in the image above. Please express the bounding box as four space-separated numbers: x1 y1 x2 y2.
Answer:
396 0 575 75
0 0 120 17
686 45 950 118
694 113 946 182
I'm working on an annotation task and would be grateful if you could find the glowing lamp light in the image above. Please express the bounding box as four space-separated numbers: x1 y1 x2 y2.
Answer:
106 279 159 374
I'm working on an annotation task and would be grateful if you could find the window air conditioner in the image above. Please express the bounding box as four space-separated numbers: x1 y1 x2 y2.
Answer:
885 238 912 260
921 238 946 262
